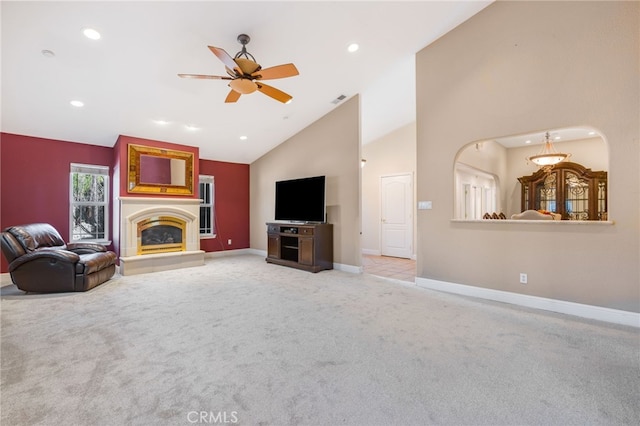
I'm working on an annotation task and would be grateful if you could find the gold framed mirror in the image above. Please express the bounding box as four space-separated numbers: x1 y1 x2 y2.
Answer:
128 144 194 195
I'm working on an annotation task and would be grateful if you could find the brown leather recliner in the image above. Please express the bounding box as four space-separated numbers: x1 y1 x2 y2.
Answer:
1 223 117 293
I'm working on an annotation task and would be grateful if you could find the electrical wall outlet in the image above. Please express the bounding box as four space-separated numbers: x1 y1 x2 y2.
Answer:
227 239 232 245
519 273 528 284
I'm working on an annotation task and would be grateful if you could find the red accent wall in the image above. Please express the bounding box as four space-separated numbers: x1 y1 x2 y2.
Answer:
0 133 114 272
199 159 250 252
1 133 251 273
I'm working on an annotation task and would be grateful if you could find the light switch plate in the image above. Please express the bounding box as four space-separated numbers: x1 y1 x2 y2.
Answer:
418 201 432 210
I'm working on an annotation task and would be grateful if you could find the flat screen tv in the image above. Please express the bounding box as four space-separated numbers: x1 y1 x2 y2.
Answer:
275 176 326 223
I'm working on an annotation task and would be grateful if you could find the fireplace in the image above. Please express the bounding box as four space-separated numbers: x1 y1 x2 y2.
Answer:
119 197 204 275
137 216 186 255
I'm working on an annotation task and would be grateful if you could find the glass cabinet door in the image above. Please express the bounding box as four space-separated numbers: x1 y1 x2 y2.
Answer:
564 171 589 220
597 181 607 220
535 173 556 212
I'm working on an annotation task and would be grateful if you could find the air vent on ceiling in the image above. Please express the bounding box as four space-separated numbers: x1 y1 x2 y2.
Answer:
331 94 347 105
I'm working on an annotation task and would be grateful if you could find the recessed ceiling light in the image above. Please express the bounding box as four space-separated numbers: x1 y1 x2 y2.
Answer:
185 124 199 131
239 135 248 141
41 49 55 58
347 43 359 53
153 119 169 125
70 100 84 107
554 136 561 140
525 140 532 144
588 131 596 135
83 28 101 40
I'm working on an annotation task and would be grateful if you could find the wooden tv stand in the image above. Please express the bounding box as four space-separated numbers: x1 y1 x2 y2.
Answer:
266 222 333 272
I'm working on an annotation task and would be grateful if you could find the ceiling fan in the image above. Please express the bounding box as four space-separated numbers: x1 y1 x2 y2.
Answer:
178 34 299 103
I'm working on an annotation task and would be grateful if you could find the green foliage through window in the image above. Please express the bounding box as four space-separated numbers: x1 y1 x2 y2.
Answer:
70 165 109 241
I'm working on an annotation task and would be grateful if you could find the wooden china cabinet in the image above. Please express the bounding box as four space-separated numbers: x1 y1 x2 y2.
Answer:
518 162 607 220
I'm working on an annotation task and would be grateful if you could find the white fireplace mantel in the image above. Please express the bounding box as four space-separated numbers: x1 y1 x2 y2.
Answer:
119 196 204 275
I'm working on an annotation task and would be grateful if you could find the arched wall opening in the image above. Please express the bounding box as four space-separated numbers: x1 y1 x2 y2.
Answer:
453 126 609 221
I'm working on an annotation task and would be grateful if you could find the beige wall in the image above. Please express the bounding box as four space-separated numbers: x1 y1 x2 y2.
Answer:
361 122 417 255
416 1 639 312
250 96 361 268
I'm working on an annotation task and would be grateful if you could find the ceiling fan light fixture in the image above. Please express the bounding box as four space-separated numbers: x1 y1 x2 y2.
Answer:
229 78 257 94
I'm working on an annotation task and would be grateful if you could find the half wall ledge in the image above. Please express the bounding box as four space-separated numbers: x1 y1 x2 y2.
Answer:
450 219 615 225
119 250 205 276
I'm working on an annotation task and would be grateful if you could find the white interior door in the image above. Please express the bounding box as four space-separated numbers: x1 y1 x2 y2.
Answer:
380 174 413 259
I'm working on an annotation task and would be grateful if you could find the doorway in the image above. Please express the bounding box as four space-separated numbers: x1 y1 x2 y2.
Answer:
380 174 413 259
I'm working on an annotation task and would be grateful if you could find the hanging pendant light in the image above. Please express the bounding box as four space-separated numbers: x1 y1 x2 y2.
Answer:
527 132 569 166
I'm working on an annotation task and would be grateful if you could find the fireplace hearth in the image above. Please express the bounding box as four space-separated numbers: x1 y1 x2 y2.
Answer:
119 197 204 275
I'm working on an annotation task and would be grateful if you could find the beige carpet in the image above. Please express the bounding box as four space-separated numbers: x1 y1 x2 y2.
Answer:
1 254 639 425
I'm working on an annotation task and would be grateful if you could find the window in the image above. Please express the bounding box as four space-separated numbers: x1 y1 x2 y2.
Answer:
199 175 215 237
70 163 109 241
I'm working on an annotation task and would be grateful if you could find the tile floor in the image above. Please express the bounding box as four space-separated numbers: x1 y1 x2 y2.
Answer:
362 254 416 282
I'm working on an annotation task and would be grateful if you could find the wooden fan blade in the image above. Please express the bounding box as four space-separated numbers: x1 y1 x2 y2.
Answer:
208 46 243 74
178 73 232 80
256 82 292 103
252 63 299 80
225 89 241 103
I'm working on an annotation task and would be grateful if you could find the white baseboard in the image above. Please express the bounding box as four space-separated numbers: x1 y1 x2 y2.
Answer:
334 263 362 274
415 277 640 328
205 248 261 258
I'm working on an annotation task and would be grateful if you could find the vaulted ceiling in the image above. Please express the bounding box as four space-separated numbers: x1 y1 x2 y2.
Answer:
1 1 492 163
